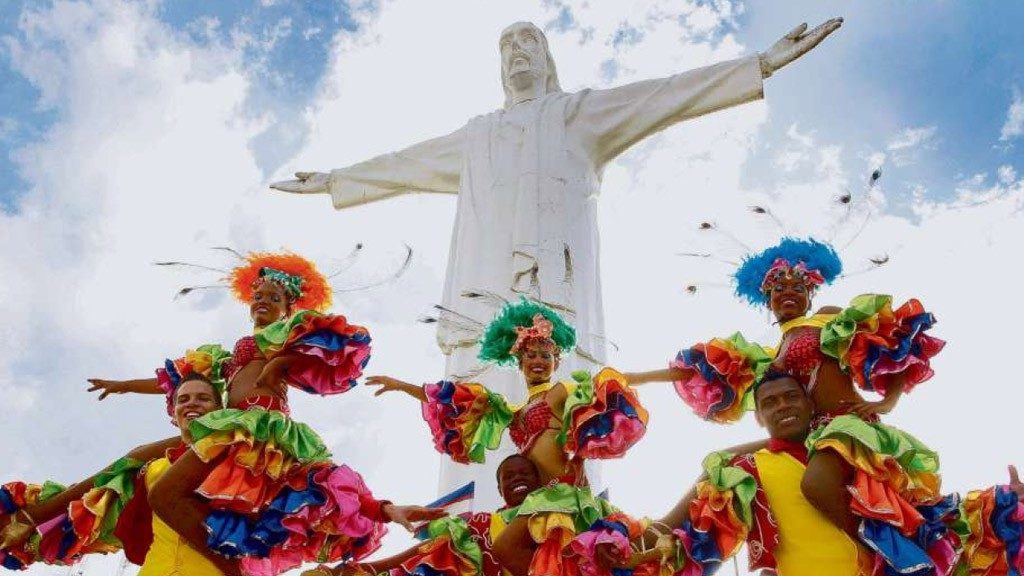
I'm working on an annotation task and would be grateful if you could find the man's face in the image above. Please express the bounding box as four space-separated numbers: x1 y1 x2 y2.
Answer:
497 456 541 507
754 377 814 442
499 22 548 88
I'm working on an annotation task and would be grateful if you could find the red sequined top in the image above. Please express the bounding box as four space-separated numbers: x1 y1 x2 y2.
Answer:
509 400 557 454
775 327 827 390
223 336 261 381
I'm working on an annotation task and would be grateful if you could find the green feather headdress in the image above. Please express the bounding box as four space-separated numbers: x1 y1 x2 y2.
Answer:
478 298 576 366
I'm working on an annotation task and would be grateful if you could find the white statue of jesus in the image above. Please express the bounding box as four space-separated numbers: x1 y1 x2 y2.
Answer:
272 18 842 507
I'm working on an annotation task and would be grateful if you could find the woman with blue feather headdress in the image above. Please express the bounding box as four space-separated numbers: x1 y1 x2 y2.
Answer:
625 236 953 575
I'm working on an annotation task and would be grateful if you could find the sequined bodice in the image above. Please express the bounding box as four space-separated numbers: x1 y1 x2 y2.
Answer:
223 336 261 381
509 400 556 453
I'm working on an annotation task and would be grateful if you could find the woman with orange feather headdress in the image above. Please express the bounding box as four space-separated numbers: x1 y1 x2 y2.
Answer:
0 251 441 576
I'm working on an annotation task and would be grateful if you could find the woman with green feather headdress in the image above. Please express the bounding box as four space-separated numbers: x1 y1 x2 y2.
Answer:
367 298 650 576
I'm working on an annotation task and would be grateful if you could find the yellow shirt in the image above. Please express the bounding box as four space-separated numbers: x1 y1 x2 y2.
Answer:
137 457 223 576
753 449 867 576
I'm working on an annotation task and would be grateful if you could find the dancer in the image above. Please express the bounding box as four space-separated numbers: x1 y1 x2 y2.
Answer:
578 371 1022 576
136 373 225 575
626 237 946 573
136 252 442 576
303 454 543 576
366 299 648 576
5 251 440 575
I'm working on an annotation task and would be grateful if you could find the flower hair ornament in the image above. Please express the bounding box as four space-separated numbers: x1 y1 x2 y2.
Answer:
478 298 576 366
155 244 413 312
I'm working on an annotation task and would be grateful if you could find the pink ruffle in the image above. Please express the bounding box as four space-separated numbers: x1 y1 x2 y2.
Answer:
569 527 630 576
669 359 724 421
285 342 371 395
576 413 646 460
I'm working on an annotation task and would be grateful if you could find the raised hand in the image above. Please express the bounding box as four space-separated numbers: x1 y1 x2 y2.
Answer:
86 378 127 400
365 376 426 400
270 172 330 195
847 397 896 419
1009 465 1024 501
760 18 843 78
383 504 446 531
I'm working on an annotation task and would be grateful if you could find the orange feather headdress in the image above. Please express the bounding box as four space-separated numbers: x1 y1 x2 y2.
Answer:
228 251 332 312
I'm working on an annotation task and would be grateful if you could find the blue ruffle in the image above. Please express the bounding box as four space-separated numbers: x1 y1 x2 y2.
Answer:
205 469 328 559
0 487 18 514
0 551 25 570
860 312 937 391
677 521 723 575
992 486 1023 576
859 494 963 576
673 347 737 419
573 393 641 446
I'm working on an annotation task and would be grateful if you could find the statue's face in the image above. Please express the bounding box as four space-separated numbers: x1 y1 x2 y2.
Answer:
500 22 548 91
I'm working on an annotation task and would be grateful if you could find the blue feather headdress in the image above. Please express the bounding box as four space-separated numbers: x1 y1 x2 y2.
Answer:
733 237 843 306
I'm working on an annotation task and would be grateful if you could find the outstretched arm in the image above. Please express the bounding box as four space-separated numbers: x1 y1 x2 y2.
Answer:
270 127 465 209
365 376 428 402
572 18 841 168
623 367 685 386
86 377 163 400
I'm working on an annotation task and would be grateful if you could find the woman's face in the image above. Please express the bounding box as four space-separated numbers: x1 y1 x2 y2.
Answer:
517 339 559 385
767 273 810 323
250 280 290 327
173 379 220 441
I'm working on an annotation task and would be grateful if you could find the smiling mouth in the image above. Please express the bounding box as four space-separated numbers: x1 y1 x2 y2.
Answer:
184 411 202 421
253 305 270 314
776 415 799 426
782 298 798 307
510 483 530 495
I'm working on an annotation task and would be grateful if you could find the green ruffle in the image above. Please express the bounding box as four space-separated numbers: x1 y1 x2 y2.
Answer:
467 390 514 464
727 333 774 413
701 451 757 525
424 516 484 570
189 408 332 463
36 481 67 503
806 414 939 476
513 484 617 532
557 373 593 447
92 456 145 546
820 294 892 365
253 310 315 353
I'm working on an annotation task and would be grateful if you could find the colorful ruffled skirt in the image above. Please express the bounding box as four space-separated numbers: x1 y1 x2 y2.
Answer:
807 414 964 575
189 401 386 576
507 483 618 576
387 516 485 576
0 457 145 569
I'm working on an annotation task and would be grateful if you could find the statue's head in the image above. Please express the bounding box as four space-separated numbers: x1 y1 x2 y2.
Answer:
499 21 562 108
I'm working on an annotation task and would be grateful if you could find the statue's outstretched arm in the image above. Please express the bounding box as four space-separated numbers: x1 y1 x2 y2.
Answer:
271 126 465 210
573 18 841 167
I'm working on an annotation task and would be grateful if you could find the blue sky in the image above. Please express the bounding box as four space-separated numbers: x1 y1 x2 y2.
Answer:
0 0 367 210
1 1 1021 212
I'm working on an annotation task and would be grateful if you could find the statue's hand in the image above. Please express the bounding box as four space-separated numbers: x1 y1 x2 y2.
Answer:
760 18 843 78
270 171 330 194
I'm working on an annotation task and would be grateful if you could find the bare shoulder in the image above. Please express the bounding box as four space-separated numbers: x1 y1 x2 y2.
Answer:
816 305 843 315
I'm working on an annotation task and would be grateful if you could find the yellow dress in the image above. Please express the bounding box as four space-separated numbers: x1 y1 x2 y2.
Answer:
754 449 870 575
137 457 223 576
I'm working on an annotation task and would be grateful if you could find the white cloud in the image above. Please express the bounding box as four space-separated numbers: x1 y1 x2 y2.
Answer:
999 87 1024 141
886 125 938 167
3 2 1023 575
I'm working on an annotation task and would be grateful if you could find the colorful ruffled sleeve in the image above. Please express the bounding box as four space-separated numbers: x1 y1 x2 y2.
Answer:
961 485 1024 574
0 481 66 570
254 310 372 396
421 381 514 465
672 451 756 574
389 516 484 576
156 343 231 412
669 333 772 424
821 294 945 396
560 368 649 460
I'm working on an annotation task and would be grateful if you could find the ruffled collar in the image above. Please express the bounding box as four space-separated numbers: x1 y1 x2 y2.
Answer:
526 382 553 400
779 312 835 335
